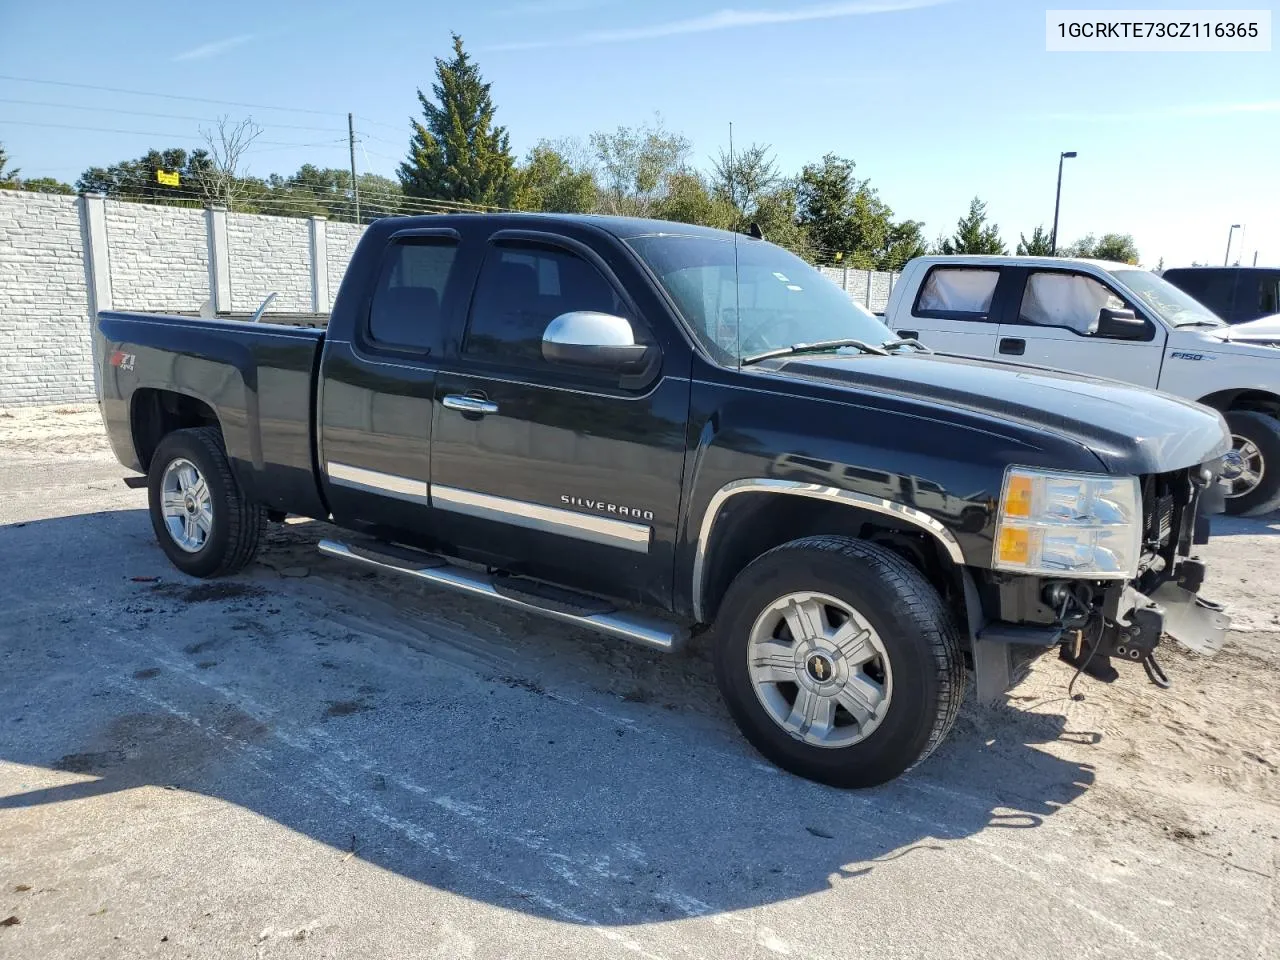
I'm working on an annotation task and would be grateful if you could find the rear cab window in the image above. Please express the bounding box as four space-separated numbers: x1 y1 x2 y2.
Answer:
913 267 1000 320
366 238 460 353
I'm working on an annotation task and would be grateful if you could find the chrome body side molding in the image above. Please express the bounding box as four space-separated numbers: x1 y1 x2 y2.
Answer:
433 484 651 554
326 461 429 505
692 478 966 622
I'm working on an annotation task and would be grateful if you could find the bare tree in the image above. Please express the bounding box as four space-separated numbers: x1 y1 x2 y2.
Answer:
198 115 263 209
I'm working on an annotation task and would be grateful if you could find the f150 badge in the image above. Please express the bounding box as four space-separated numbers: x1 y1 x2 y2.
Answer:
1170 351 1215 361
561 495 654 521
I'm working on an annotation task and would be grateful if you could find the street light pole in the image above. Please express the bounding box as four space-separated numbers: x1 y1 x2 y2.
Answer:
1049 151 1077 256
1224 224 1242 266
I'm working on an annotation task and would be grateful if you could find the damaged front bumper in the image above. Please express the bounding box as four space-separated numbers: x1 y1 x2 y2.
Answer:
970 461 1232 701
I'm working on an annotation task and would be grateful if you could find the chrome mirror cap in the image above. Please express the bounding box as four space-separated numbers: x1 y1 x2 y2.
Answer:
542 311 648 367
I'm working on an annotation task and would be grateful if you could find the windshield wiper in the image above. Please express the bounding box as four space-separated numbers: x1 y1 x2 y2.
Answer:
741 338 889 366
882 336 933 354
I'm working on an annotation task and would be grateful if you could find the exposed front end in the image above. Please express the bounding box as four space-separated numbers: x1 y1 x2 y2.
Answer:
972 459 1231 695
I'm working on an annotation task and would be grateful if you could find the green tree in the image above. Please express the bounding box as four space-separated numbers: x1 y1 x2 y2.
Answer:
590 116 690 217
0 143 18 187
513 140 597 213
1067 232 1139 264
1016 225 1053 256
712 142 781 222
653 170 732 227
399 33 516 207
77 148 213 206
796 154 920 268
937 196 1007 255
17 177 74 195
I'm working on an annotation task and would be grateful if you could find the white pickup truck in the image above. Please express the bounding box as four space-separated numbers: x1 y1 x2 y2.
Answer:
883 255 1280 515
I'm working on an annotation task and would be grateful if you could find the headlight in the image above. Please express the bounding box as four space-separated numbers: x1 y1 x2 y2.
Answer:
993 468 1141 579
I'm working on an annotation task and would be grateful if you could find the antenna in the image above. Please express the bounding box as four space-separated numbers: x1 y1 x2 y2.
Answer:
730 121 742 370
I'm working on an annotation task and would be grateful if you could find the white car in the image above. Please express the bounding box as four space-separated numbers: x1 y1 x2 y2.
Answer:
883 256 1280 514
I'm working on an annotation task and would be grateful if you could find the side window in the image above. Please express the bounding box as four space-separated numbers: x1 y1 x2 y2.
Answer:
914 268 1000 320
367 239 459 351
464 243 630 365
1018 271 1125 336
1259 275 1280 315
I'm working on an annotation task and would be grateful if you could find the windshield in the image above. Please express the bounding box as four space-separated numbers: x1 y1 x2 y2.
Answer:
1111 269 1225 328
626 234 895 364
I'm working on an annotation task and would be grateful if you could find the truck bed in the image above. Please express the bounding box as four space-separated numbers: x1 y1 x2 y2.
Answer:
96 310 328 519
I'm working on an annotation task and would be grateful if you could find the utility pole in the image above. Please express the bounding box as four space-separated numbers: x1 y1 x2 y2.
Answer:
1049 150 1077 256
1224 224 1241 266
348 112 360 224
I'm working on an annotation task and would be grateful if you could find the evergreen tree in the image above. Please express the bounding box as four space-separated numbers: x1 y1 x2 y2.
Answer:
1016 225 1053 256
399 34 516 207
938 197 1007 255
0 143 19 187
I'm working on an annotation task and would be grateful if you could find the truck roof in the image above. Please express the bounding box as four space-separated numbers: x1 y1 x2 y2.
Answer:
378 212 742 243
906 254 1138 272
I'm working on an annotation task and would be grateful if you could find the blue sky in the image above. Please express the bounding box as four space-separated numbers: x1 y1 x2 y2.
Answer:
1 0 1276 267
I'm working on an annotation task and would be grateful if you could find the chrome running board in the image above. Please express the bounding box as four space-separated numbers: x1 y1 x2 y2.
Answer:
317 539 685 653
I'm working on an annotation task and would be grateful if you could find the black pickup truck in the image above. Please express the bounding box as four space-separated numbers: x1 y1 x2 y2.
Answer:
96 214 1233 787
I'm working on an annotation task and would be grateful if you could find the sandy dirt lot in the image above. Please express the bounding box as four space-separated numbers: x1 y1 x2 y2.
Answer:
1 405 1276 960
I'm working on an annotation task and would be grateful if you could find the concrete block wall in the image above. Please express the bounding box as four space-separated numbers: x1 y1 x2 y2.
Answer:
106 202 211 312
0 191 94 406
227 212 314 313
326 222 365 310
0 190 370 407
817 265 901 314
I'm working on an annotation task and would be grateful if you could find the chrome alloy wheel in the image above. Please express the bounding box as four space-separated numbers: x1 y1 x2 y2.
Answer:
746 591 893 749
1225 433 1266 498
160 457 213 553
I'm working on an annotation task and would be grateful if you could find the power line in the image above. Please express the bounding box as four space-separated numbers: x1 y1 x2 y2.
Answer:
0 118 346 150
0 97 344 133
0 74 346 118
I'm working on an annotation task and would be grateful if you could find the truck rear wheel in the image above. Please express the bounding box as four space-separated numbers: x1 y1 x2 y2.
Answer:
147 427 265 578
1223 411 1280 516
712 535 965 788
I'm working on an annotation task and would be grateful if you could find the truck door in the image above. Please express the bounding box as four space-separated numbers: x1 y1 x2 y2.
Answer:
316 228 463 536
994 267 1165 386
428 229 690 610
893 264 1002 359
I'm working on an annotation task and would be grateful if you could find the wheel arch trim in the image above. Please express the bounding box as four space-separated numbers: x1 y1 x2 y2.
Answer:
691 478 966 622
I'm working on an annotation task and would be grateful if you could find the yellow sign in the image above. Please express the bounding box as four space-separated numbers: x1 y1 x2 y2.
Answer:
156 169 180 187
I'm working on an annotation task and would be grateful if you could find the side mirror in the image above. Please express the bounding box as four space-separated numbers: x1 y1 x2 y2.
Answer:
1096 307 1147 340
542 311 649 368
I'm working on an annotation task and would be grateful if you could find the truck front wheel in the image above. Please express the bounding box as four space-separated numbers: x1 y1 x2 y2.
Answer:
712 535 965 788
147 427 266 578
1223 411 1280 517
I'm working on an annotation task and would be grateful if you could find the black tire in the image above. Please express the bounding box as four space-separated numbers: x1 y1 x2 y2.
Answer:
147 426 266 578
1223 411 1280 517
712 535 965 788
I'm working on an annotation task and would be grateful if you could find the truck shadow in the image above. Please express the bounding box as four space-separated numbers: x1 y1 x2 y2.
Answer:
0 509 1097 928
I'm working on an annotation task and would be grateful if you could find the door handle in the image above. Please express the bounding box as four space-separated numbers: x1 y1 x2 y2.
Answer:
999 338 1026 356
896 329 918 339
442 394 498 415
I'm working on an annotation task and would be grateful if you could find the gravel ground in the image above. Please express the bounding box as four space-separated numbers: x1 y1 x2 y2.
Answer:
0 405 1276 960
